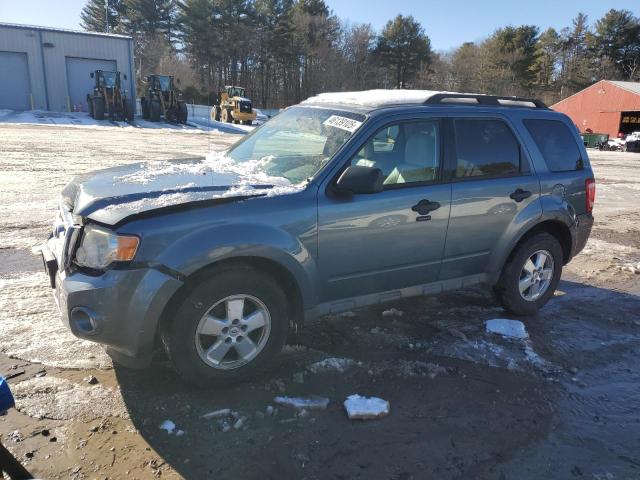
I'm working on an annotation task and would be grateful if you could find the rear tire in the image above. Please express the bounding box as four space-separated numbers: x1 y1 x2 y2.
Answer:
244 120 253 126
92 97 105 120
163 267 289 385
141 97 150 120
212 106 221 121
123 100 133 122
150 100 161 122
221 108 230 123
178 101 188 124
496 232 563 316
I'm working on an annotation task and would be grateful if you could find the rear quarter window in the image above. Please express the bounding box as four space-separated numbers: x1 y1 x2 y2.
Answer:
524 119 584 172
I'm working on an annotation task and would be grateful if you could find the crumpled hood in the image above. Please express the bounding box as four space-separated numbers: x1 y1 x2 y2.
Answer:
63 157 294 226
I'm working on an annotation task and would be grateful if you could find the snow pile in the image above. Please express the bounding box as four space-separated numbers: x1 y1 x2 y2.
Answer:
307 357 356 374
273 395 330 410
0 109 12 118
486 319 529 339
343 395 390 420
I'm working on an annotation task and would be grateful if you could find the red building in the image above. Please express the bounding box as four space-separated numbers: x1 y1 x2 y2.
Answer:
551 80 640 137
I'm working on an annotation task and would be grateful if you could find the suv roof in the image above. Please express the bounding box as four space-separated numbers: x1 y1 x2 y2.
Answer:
302 89 547 112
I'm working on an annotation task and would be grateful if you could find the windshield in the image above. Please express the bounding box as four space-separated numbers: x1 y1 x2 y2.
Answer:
228 87 245 98
227 106 366 184
157 76 172 91
101 71 118 88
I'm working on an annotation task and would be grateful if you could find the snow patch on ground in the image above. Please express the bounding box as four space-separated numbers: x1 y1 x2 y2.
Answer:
486 319 529 339
582 238 640 263
0 273 111 369
274 395 330 410
0 110 255 135
307 357 356 374
344 394 390 420
369 360 448 379
426 319 556 374
12 376 128 421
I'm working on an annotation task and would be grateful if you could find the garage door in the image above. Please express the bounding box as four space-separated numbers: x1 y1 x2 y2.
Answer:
0 51 31 110
66 57 117 112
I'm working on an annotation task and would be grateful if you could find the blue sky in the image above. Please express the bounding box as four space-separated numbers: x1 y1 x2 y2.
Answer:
1 0 638 51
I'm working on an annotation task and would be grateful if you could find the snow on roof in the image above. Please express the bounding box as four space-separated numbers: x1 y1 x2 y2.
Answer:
302 89 447 108
0 22 132 40
608 80 640 96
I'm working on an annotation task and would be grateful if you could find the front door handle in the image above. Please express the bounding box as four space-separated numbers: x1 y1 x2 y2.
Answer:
509 188 532 202
412 199 441 215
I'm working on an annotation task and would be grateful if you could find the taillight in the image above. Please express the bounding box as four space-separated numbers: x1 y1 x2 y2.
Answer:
586 178 596 214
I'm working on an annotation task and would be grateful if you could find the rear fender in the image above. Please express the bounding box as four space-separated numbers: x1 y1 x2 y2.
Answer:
486 197 576 282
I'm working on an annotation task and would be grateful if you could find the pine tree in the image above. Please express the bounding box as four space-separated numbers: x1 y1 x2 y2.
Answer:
592 9 640 80
80 0 126 33
375 15 431 89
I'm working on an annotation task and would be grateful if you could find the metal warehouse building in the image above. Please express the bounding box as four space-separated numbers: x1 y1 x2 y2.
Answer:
0 22 135 113
552 80 640 137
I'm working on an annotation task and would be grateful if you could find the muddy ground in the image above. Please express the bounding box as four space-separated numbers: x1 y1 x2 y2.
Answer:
1 123 639 480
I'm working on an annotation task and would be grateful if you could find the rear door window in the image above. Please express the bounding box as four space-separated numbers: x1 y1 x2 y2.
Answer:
453 119 521 178
524 119 583 172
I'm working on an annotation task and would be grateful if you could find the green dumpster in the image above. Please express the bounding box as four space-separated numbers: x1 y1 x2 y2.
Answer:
580 133 609 148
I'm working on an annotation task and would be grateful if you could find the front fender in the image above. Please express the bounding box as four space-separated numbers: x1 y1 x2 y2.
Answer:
156 223 318 308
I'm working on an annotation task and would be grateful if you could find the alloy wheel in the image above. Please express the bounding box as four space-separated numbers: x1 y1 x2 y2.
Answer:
519 250 554 301
195 294 271 370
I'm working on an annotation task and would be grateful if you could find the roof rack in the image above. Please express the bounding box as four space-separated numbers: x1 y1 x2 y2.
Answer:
425 93 548 109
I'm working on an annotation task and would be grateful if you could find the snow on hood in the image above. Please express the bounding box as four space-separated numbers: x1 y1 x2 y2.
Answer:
67 152 304 225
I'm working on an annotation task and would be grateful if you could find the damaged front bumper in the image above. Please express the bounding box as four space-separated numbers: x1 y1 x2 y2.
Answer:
41 204 183 368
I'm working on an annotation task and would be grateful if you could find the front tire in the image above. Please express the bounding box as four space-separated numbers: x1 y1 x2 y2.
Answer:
163 267 289 385
150 100 161 121
496 233 563 316
92 97 105 120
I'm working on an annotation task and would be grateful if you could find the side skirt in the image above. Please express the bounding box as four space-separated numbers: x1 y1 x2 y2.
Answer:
305 273 491 321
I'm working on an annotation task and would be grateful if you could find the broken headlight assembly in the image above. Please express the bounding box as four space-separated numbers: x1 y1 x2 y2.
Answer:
74 225 139 270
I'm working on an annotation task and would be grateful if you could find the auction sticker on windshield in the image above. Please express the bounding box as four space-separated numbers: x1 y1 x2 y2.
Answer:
323 115 363 133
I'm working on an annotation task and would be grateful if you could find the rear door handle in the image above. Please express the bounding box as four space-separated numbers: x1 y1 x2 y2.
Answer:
412 199 441 215
509 188 532 202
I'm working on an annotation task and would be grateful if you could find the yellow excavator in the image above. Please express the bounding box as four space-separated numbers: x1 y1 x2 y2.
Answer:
211 86 256 125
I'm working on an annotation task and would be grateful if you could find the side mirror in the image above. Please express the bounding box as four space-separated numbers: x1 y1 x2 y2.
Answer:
177 78 181 85
90 72 94 78
124 74 128 80
335 165 384 194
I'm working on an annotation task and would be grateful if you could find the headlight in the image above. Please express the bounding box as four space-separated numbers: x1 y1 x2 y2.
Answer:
75 225 140 270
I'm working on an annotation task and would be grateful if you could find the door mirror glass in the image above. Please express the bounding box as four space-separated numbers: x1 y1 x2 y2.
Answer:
335 165 384 194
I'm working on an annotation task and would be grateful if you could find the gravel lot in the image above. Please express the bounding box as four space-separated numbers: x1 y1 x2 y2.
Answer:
1 123 639 479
